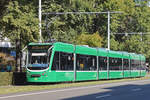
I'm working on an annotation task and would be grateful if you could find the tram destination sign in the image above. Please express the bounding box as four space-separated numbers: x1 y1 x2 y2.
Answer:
28 45 51 50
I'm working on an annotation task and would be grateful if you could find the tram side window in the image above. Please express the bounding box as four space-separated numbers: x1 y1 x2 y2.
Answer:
109 57 122 70
132 60 141 70
118 58 122 70
99 56 107 70
109 57 113 70
131 60 135 70
141 61 146 70
47 50 52 64
87 55 97 71
76 54 97 71
51 52 73 70
123 59 129 70
131 60 139 70
137 60 141 70
51 52 59 70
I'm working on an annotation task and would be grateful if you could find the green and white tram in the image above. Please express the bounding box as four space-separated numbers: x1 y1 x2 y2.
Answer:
26 42 146 82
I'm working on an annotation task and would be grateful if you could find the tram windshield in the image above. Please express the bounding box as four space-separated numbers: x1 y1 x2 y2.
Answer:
27 45 52 70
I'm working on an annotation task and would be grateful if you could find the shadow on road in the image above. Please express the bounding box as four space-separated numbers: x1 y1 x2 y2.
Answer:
62 83 150 100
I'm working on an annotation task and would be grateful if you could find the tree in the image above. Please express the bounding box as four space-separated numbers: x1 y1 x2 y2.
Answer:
0 0 10 18
1 0 150 63
101 0 150 62
76 32 103 47
42 0 100 43
123 35 144 53
102 35 120 51
0 0 39 46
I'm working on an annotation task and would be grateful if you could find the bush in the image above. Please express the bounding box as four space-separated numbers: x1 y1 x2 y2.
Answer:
0 52 15 72
0 72 26 86
0 72 13 86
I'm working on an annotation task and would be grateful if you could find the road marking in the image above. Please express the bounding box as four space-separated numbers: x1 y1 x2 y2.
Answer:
96 94 111 99
0 79 150 99
132 88 141 91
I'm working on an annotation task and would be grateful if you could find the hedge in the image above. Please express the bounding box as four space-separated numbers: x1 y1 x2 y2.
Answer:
0 72 26 86
0 72 13 86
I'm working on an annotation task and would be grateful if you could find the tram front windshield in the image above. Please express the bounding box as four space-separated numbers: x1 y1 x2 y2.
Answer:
27 45 52 70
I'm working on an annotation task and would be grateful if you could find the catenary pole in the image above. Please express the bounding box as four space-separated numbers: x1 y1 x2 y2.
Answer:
107 11 110 50
39 0 42 42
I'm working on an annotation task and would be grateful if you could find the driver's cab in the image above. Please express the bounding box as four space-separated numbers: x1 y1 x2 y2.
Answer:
26 43 53 71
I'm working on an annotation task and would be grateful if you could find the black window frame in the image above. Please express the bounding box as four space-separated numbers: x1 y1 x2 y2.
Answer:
109 57 122 70
99 56 107 70
76 54 97 71
131 59 141 70
123 59 130 70
51 51 74 71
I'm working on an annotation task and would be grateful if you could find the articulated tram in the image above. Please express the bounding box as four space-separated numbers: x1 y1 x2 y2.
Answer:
26 42 146 82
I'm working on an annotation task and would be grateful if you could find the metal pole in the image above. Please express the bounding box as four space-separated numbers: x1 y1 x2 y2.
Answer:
107 12 110 78
39 0 42 42
107 56 109 79
43 11 122 15
140 60 142 77
97 56 99 80
129 59 131 77
107 50 109 79
96 48 99 80
122 58 124 78
74 45 76 82
108 11 110 50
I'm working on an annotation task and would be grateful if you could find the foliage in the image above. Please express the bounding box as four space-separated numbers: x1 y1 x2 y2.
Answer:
0 53 15 72
123 35 144 53
0 72 13 86
0 72 26 86
1 0 150 62
0 53 8 65
76 32 103 47
0 0 39 46
0 0 10 18
42 0 102 43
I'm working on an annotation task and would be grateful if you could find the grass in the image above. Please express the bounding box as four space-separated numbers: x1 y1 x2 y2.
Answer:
0 72 13 86
0 75 150 95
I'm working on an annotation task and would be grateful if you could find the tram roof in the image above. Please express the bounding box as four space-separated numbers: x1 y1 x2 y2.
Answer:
97 48 108 57
121 52 130 59
28 42 145 60
129 53 140 60
75 45 97 56
139 54 146 61
53 42 74 53
108 50 123 58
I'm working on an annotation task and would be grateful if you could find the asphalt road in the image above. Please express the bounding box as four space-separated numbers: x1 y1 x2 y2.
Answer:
0 79 150 100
